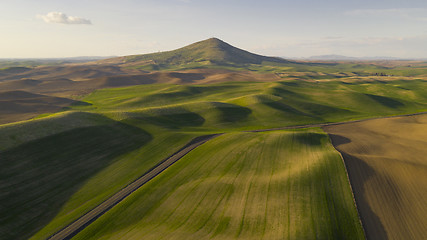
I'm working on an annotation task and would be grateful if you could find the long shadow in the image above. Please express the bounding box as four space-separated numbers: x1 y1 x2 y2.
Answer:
296 101 355 118
134 107 205 129
327 134 351 146
263 101 319 119
168 72 206 83
0 121 152 240
365 93 404 108
212 102 252 122
293 132 326 146
328 133 388 240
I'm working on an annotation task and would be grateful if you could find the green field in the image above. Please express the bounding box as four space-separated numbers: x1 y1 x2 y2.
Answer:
1 77 427 239
0 113 197 240
73 79 427 131
73 130 365 240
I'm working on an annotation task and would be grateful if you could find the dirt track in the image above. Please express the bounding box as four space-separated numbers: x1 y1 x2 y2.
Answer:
47 111 427 240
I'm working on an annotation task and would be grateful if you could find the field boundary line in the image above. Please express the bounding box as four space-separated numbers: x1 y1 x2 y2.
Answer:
323 132 367 240
246 111 427 133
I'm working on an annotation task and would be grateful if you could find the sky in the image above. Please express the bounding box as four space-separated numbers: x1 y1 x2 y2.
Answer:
1 0 427 58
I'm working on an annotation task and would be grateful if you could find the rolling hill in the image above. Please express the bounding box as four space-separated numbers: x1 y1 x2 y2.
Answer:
72 130 365 240
1 38 427 240
101 38 290 70
0 91 77 124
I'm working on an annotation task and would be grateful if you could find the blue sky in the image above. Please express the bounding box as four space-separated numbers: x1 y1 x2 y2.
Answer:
1 0 427 58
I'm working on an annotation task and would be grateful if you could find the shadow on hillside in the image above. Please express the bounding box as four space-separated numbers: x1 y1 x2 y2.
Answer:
169 72 206 83
293 132 326 146
0 91 89 125
263 101 318 119
340 152 389 240
365 94 404 108
213 102 252 122
327 133 388 240
327 134 351 147
136 109 205 129
269 86 302 98
0 121 152 240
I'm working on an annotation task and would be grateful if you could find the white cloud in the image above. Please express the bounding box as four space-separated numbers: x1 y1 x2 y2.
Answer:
37 12 92 25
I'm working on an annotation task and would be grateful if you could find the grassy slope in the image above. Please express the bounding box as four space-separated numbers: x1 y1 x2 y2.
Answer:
120 38 287 71
0 118 151 240
115 38 427 76
1 78 425 239
0 112 197 240
74 79 427 131
28 131 196 240
73 130 364 240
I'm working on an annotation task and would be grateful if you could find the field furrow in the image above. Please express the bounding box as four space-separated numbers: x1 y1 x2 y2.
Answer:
324 114 427 240
72 130 364 240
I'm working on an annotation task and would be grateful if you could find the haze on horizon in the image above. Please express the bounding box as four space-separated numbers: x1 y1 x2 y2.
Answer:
2 0 427 59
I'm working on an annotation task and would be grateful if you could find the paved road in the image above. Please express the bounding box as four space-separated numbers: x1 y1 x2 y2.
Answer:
47 111 427 240
47 134 221 240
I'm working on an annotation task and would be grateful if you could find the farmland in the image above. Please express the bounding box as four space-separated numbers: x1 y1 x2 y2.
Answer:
1 38 427 240
72 130 364 240
1 78 425 239
324 114 427 240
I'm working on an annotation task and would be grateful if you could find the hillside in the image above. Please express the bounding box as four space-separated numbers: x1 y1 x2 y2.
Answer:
1 38 427 240
0 91 76 124
72 130 364 240
324 115 427 239
2 75 427 239
102 38 289 69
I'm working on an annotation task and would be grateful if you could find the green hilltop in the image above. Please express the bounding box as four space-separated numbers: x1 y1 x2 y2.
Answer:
102 38 427 77
115 38 289 70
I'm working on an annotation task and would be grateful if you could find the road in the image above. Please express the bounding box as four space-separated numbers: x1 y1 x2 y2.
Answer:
47 134 221 240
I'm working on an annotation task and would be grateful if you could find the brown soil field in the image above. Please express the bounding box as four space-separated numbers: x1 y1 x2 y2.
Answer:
0 91 75 125
0 66 278 124
0 66 279 96
323 114 427 240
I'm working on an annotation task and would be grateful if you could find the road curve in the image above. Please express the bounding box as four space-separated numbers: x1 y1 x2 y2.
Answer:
47 134 221 240
47 111 427 240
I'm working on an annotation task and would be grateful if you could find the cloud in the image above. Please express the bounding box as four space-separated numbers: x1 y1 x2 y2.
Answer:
37 12 91 25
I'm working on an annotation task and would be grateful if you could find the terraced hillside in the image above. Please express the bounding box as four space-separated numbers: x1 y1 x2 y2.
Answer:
324 114 427 240
72 130 364 240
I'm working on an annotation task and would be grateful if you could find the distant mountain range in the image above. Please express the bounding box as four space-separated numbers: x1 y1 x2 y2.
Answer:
0 56 115 69
0 56 114 61
299 54 426 61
